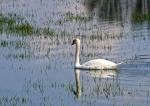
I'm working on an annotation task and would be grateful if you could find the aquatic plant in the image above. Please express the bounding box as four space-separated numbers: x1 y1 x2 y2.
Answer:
65 12 90 22
0 40 9 47
56 12 91 26
132 12 150 23
0 13 56 36
14 22 34 35
42 27 55 36
0 96 29 105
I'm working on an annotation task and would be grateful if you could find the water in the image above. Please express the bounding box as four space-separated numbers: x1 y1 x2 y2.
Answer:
0 0 150 106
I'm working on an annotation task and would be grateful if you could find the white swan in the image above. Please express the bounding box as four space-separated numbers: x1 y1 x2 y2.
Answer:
72 38 121 70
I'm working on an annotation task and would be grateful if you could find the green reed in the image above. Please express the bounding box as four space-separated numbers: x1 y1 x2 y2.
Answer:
0 13 55 36
132 12 150 23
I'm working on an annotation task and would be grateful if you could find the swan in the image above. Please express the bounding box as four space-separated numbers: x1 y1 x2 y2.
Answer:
72 38 122 70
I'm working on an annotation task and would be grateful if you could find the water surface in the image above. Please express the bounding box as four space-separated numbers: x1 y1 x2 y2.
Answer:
0 0 150 106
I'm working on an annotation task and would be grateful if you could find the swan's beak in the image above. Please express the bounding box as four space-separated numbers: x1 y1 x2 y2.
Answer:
72 40 76 45
72 42 74 45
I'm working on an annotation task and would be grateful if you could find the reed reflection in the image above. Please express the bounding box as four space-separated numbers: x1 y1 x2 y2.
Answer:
84 0 150 22
74 69 120 99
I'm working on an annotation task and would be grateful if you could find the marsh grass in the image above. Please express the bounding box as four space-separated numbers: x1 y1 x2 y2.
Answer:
0 13 55 36
65 12 90 22
56 12 91 25
132 12 150 23
42 27 55 36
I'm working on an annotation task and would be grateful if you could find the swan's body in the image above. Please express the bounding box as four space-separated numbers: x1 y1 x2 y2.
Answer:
72 38 120 70
76 59 118 70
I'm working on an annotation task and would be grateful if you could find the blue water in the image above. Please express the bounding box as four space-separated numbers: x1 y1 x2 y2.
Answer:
0 0 150 106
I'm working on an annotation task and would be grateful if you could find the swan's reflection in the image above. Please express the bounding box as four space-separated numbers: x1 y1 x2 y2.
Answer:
74 69 119 98
85 69 118 78
74 69 81 98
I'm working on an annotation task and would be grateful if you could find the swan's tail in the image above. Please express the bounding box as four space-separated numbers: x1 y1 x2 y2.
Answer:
116 60 128 66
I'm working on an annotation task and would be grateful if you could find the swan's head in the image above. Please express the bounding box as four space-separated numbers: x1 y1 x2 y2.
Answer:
72 38 80 45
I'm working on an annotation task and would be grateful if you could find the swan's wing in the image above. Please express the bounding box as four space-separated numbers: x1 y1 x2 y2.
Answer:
81 59 117 69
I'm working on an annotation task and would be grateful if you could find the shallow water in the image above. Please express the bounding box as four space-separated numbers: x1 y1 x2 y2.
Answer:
0 0 150 106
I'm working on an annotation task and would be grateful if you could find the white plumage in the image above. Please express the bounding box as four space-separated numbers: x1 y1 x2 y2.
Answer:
79 59 117 70
72 38 120 70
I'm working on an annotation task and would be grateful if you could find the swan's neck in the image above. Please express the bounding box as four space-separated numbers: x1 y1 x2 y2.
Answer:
75 42 80 66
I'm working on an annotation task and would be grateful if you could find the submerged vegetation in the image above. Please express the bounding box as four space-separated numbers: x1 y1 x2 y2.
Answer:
0 13 55 36
0 96 28 105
